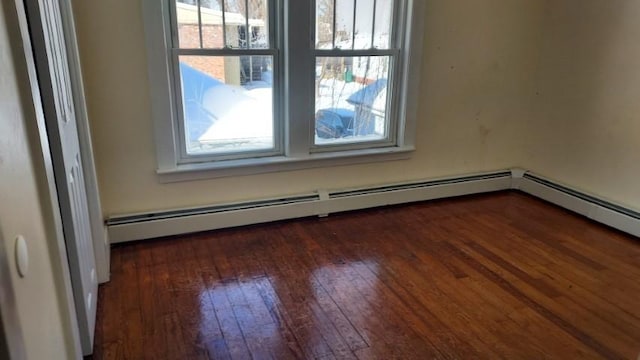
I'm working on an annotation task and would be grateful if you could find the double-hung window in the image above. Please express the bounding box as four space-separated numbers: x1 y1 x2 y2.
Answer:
143 0 425 180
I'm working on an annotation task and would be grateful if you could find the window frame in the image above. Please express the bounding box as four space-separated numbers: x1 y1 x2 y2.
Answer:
142 0 425 182
169 0 284 163
310 0 404 153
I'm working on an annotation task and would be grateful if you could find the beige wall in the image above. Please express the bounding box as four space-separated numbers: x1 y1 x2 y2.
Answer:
73 0 545 216
0 2 76 359
524 0 640 211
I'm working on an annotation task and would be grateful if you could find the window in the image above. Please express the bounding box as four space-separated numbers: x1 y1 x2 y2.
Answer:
143 0 425 180
172 0 279 160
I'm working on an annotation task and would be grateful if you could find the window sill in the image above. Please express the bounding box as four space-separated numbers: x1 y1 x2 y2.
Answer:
156 146 415 183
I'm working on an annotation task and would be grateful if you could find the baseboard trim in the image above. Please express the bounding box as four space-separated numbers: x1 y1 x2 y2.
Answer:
106 169 640 243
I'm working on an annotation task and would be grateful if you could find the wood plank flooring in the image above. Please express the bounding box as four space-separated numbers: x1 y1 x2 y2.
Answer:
90 192 640 359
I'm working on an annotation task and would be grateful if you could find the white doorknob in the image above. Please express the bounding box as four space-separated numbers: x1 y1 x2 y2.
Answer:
15 235 29 278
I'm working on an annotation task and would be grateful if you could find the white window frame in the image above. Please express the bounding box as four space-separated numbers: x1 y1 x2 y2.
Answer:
143 0 425 182
170 0 284 163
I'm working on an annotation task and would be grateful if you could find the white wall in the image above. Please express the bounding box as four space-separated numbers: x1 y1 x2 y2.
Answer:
0 2 77 359
524 0 640 211
73 0 544 216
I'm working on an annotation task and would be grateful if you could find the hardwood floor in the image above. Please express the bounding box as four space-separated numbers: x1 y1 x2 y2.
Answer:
91 192 640 359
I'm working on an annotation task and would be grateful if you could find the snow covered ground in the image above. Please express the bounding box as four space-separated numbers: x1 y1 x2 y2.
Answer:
191 84 274 154
186 72 388 155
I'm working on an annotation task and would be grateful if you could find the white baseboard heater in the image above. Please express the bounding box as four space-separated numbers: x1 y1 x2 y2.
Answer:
107 171 513 243
106 169 640 243
516 172 640 238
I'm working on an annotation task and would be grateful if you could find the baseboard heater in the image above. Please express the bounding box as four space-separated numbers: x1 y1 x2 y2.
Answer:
107 171 513 243
107 169 639 243
516 172 640 238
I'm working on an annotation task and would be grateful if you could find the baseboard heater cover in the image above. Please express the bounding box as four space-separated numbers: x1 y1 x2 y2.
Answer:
107 169 639 243
519 173 640 238
107 171 513 243
106 194 321 227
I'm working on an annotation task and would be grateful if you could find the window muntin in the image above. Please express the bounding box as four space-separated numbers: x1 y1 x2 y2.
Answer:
171 0 278 160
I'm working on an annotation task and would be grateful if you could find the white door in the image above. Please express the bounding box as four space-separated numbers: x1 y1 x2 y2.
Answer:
24 0 98 354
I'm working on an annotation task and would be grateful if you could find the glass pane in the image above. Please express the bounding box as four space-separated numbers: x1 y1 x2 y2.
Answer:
315 0 393 50
220 0 269 48
334 0 355 49
177 0 262 49
353 0 372 49
175 0 203 48
222 0 243 47
178 55 274 155
316 0 334 48
248 0 269 49
373 0 393 49
200 1 225 49
315 56 391 145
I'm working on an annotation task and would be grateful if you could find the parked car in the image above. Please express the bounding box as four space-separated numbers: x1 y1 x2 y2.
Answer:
315 79 387 139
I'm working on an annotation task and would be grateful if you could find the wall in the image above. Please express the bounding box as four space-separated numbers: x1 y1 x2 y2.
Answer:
524 0 640 211
73 0 545 216
0 1 76 358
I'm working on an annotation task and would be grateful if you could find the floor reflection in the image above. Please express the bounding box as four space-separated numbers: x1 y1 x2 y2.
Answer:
196 276 289 357
192 253 382 358
310 260 380 348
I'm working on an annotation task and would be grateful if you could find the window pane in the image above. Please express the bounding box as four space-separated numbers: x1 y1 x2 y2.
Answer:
373 0 393 49
175 1 204 48
334 0 354 49
201 1 225 49
178 55 274 155
221 0 269 48
316 0 334 48
315 56 390 145
176 0 270 49
353 0 372 49
315 0 393 50
248 0 269 49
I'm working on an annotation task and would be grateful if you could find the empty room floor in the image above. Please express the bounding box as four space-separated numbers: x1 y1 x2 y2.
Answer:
91 192 640 359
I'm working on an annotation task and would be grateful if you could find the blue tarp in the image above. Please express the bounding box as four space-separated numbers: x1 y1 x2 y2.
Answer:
346 78 387 108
